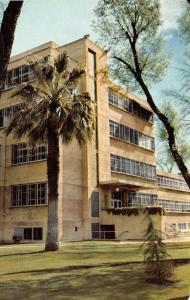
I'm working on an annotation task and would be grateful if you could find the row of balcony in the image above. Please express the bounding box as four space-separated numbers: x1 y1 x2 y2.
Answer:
110 196 190 213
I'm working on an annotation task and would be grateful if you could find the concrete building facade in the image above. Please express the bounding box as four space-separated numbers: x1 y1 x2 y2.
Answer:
0 37 190 243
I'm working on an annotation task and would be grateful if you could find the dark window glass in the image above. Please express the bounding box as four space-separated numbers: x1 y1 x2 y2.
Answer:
129 100 134 113
12 186 17 207
21 185 27 206
100 225 115 239
0 115 3 127
24 228 32 240
92 223 100 239
91 191 99 217
33 228 43 240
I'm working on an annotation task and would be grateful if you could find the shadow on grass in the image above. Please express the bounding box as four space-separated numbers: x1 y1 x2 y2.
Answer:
0 250 45 258
0 265 155 300
168 297 189 300
0 264 189 300
2 258 190 277
168 244 190 249
1 262 143 276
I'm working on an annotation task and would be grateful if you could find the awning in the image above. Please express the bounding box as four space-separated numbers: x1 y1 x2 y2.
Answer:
99 179 156 190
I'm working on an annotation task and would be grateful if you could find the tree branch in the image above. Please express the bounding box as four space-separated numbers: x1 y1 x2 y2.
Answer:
114 56 136 76
0 1 23 89
135 72 190 187
124 41 190 185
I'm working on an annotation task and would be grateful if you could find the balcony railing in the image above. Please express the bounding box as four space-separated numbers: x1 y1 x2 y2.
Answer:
109 193 190 213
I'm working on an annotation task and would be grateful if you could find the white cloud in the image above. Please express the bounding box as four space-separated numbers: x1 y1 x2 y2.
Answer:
160 0 184 32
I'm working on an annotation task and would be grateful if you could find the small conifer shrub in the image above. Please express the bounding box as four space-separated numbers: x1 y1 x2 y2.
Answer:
144 220 174 284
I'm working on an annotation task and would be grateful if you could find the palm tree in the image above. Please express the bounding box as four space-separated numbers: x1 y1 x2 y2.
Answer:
6 53 94 251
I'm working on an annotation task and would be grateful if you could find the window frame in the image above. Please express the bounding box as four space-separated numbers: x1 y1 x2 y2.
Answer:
108 90 153 123
0 104 22 129
12 143 47 165
11 182 48 207
110 154 156 180
109 120 155 151
157 175 189 191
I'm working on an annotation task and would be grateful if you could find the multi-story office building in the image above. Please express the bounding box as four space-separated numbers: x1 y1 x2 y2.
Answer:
0 36 190 242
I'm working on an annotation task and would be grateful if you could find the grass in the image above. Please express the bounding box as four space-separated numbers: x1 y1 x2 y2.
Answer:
0 241 189 300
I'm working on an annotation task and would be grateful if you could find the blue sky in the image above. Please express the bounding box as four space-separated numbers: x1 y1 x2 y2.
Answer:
2 0 188 105
11 0 98 55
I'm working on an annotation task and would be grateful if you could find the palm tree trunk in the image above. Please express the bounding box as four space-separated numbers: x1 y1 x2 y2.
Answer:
45 128 60 251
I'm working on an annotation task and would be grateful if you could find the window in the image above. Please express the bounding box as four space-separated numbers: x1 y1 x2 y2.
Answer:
88 50 96 77
14 227 43 240
111 154 156 179
178 223 187 231
91 191 99 217
1 65 33 90
123 98 130 110
33 228 43 240
100 225 115 240
157 175 189 191
92 223 115 240
108 89 118 105
0 104 21 128
111 191 124 208
108 90 153 123
92 223 100 239
158 199 190 212
24 228 32 240
109 120 155 151
111 199 122 208
11 182 47 207
104 193 109 209
88 49 96 100
12 143 47 165
128 193 158 207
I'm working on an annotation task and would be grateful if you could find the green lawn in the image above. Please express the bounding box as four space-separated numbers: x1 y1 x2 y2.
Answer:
0 241 189 300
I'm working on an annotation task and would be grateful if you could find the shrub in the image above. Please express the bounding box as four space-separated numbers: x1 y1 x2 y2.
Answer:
144 220 174 284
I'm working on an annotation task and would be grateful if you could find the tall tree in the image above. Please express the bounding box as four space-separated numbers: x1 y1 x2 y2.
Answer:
94 0 190 187
6 53 94 251
156 102 190 172
179 1 190 43
0 1 23 89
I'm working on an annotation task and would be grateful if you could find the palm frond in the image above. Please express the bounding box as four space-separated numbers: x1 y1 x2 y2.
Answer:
29 57 54 84
60 93 94 146
54 51 69 74
7 51 94 149
12 84 39 100
69 67 85 82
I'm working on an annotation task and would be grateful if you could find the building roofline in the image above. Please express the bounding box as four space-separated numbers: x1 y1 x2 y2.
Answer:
10 41 60 63
58 34 106 53
9 35 105 65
